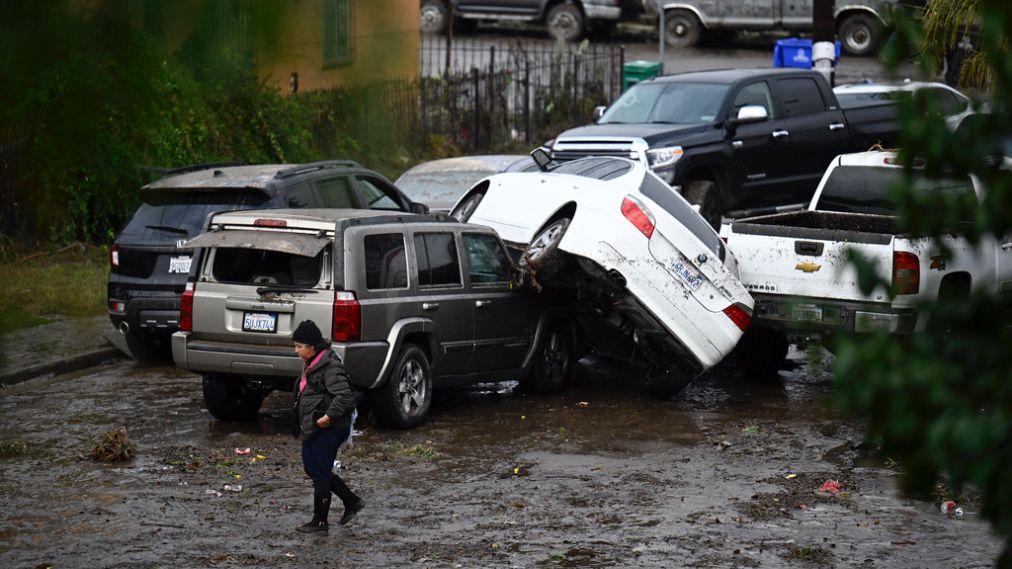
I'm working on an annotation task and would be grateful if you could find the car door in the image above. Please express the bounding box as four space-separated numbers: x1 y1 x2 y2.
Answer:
463 232 539 373
411 230 473 377
774 76 851 202
726 79 794 208
354 175 409 211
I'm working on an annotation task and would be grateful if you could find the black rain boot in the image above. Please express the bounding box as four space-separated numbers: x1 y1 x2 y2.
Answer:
296 482 331 533
330 473 364 525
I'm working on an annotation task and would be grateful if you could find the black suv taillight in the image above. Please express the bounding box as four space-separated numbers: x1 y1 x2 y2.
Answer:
332 291 361 342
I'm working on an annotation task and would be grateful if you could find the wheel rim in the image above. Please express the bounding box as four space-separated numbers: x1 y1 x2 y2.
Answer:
846 24 871 52
549 12 579 38
526 220 566 263
397 359 427 417
420 6 443 33
666 17 692 42
541 331 569 386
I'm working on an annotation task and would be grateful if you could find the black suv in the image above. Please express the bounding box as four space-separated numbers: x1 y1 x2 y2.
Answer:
108 160 425 360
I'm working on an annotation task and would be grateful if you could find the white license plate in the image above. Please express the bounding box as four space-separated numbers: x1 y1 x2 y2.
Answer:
168 256 192 274
792 304 823 322
242 312 277 333
671 257 705 291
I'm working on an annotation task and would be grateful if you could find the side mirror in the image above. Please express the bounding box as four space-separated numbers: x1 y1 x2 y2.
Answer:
410 202 429 214
728 105 768 127
593 105 607 121
530 146 552 172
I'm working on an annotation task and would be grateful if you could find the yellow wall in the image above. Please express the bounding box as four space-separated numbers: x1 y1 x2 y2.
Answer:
257 0 420 92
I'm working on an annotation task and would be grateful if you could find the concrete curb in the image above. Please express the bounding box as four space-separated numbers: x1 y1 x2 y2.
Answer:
0 347 126 388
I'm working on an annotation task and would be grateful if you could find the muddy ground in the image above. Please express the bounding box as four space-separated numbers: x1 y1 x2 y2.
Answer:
0 349 1002 568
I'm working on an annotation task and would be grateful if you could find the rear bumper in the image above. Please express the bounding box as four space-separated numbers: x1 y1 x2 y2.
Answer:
752 294 918 334
172 332 388 390
108 283 183 333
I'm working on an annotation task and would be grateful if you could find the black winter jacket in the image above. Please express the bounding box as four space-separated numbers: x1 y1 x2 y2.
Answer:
292 350 356 438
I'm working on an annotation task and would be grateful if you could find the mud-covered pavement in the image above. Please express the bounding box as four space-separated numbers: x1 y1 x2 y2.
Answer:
0 350 1002 568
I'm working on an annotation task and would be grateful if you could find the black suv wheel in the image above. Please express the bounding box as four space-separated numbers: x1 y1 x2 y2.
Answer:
124 329 161 362
371 344 433 429
202 374 264 422
522 323 572 394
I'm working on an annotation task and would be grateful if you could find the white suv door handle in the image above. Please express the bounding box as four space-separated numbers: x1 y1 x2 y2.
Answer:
772 130 790 139
829 123 845 131
475 300 491 308
422 302 440 311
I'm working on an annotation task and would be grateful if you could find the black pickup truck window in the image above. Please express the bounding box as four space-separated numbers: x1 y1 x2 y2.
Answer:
639 173 722 256
819 166 976 216
600 82 730 125
731 81 776 119
777 78 826 117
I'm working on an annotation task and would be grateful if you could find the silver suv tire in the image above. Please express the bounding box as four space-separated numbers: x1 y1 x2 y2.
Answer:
371 344 433 429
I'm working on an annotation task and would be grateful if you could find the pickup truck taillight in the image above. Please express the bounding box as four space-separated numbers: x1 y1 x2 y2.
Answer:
621 195 655 238
722 303 752 331
180 281 195 332
110 244 120 270
332 291 361 342
892 251 920 295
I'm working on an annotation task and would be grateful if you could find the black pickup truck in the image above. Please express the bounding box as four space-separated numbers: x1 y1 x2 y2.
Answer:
548 68 900 227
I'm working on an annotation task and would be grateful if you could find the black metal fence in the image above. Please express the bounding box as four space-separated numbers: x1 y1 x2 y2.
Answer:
417 36 625 150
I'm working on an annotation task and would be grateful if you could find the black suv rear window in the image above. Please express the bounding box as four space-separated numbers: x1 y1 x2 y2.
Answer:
364 234 408 289
212 249 323 287
121 190 268 240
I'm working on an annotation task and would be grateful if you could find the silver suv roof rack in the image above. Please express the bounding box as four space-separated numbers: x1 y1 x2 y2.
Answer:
274 160 363 180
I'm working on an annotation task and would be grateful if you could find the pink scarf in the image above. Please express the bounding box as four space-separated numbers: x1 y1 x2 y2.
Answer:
298 349 328 393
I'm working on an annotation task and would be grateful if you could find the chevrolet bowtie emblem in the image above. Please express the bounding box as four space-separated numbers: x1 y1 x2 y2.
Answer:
795 261 821 273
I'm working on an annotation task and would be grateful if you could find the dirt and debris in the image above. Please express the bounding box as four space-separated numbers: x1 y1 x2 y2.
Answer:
0 351 1002 567
88 427 134 462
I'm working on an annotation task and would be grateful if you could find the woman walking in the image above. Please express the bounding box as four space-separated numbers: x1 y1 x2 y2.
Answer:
291 320 364 533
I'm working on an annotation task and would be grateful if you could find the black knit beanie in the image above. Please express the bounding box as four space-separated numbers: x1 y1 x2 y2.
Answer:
293 320 324 346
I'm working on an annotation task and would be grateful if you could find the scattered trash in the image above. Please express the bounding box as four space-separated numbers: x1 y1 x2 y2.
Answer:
332 459 342 473
0 438 28 459
233 474 241 480
799 504 809 510
742 425 759 434
234 448 251 456
490 543 500 551
939 498 955 516
521 415 526 420
223 484 242 492
819 480 842 494
891 540 916 546
89 427 135 462
715 440 732 450
285 552 295 558
577 402 589 407
784 473 797 480
255 454 266 460
955 507 965 519
205 489 222 497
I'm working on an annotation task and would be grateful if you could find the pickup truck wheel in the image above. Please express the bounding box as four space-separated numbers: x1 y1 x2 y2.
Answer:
838 13 879 56
371 344 432 429
420 0 449 34
735 327 789 378
202 375 264 422
546 3 585 42
682 180 723 230
645 367 692 399
664 10 701 48
522 218 571 283
523 324 572 394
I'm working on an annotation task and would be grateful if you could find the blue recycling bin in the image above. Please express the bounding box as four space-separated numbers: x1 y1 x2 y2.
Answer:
773 38 841 69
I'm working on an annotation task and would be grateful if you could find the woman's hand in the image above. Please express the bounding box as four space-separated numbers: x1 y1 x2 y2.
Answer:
316 414 331 429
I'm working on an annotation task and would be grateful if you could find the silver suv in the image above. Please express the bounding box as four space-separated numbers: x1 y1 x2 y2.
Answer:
172 208 574 429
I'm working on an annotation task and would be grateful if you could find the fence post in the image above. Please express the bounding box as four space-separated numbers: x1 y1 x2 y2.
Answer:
524 60 531 145
618 45 625 97
472 66 480 152
489 45 496 148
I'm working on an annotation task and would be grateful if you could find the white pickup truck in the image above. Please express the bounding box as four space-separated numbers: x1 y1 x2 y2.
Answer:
723 150 1012 375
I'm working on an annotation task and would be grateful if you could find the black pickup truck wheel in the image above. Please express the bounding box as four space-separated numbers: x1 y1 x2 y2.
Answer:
202 374 264 422
682 180 723 230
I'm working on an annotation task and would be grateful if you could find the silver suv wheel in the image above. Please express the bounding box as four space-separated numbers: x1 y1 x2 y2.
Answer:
398 359 428 417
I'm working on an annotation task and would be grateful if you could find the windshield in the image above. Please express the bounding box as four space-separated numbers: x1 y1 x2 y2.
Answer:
599 82 730 125
120 190 269 240
395 171 492 209
818 166 976 216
